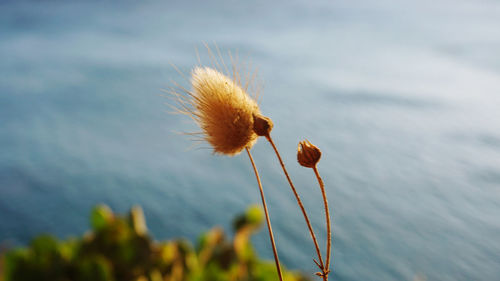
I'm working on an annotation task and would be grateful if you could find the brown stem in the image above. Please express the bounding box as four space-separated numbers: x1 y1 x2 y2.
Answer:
245 147 284 281
265 135 326 278
313 165 332 274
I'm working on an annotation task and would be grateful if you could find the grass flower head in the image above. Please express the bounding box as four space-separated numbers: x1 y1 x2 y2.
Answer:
174 66 261 156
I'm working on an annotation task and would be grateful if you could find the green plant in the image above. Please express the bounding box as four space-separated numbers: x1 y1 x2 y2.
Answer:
1 205 309 281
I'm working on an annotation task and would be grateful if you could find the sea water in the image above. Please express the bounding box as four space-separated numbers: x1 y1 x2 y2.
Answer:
1 0 500 280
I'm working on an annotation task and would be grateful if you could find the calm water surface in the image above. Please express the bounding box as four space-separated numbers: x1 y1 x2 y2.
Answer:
1 0 500 280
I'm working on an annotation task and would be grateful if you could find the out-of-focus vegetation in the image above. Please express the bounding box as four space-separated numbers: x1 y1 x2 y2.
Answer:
0 205 309 281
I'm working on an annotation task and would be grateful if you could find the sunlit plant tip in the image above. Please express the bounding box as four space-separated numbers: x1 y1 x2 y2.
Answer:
179 66 262 156
297 140 322 168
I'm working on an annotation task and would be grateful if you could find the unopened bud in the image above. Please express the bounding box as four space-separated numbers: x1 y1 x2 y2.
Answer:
297 140 321 168
253 114 273 137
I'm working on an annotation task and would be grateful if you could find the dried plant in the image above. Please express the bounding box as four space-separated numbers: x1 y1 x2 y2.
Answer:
187 66 260 155
168 47 332 280
253 115 330 280
298 140 332 278
168 50 284 281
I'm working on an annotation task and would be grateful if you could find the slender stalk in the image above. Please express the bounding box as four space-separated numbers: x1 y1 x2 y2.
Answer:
313 165 332 273
265 135 327 279
245 147 284 281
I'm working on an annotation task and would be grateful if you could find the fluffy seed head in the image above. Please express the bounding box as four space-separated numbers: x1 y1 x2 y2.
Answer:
177 66 261 156
297 140 322 168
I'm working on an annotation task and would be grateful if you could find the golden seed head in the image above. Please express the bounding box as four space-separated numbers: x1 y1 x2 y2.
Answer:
297 140 321 168
253 114 273 137
189 67 261 155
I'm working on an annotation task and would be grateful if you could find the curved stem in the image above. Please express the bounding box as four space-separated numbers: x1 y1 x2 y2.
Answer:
313 165 332 273
265 135 326 277
245 147 284 281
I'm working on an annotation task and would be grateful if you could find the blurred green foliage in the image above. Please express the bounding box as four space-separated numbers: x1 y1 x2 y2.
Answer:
1 205 309 281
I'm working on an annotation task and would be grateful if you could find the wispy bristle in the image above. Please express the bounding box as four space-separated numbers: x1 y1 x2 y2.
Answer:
170 64 261 156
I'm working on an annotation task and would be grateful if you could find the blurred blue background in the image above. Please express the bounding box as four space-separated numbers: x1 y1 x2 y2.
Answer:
1 0 500 280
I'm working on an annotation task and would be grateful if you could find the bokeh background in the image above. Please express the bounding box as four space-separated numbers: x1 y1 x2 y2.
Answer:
1 0 500 280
